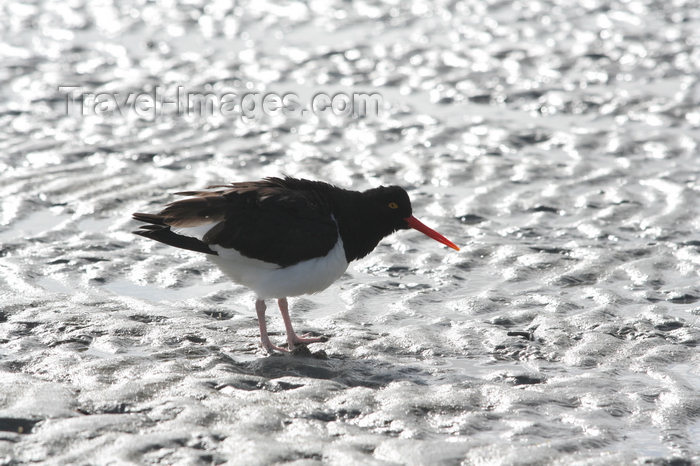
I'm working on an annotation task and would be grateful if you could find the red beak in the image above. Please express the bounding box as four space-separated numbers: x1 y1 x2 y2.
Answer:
405 216 460 251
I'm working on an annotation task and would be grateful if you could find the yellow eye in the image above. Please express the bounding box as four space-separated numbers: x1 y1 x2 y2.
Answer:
388 202 399 209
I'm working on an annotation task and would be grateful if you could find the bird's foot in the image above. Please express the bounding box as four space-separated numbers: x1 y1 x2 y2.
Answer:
290 333 328 345
262 344 289 354
260 336 291 353
260 334 328 354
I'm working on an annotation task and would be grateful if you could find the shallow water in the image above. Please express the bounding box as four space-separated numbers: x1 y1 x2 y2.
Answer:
1 0 699 464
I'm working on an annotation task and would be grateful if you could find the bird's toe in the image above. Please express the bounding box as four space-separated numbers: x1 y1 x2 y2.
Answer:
261 341 290 354
292 333 327 344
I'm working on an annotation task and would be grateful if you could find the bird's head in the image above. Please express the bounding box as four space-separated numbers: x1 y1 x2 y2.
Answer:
364 185 460 251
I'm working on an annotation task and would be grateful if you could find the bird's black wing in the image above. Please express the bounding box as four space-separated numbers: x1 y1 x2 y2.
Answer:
133 177 339 267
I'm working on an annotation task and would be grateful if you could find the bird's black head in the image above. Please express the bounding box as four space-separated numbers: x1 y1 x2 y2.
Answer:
362 185 413 232
333 182 458 262
362 184 459 252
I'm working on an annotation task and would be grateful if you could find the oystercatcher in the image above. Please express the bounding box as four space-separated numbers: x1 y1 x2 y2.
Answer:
133 177 459 353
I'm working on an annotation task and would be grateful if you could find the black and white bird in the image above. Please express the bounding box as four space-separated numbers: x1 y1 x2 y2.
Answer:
133 176 459 353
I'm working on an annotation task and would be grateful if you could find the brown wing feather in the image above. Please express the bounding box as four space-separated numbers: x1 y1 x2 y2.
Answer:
149 196 228 228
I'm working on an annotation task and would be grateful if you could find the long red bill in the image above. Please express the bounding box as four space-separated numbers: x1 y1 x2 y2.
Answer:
405 216 460 251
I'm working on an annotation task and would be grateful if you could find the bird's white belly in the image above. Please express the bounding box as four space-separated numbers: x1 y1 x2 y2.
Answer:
208 238 349 299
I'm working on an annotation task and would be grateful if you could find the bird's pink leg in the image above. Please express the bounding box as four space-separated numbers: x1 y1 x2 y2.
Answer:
277 298 325 349
255 299 288 353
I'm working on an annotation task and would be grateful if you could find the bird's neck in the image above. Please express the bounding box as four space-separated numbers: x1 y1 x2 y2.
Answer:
329 190 395 262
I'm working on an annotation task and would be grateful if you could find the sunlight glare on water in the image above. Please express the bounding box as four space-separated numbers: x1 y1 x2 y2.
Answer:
0 0 699 464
